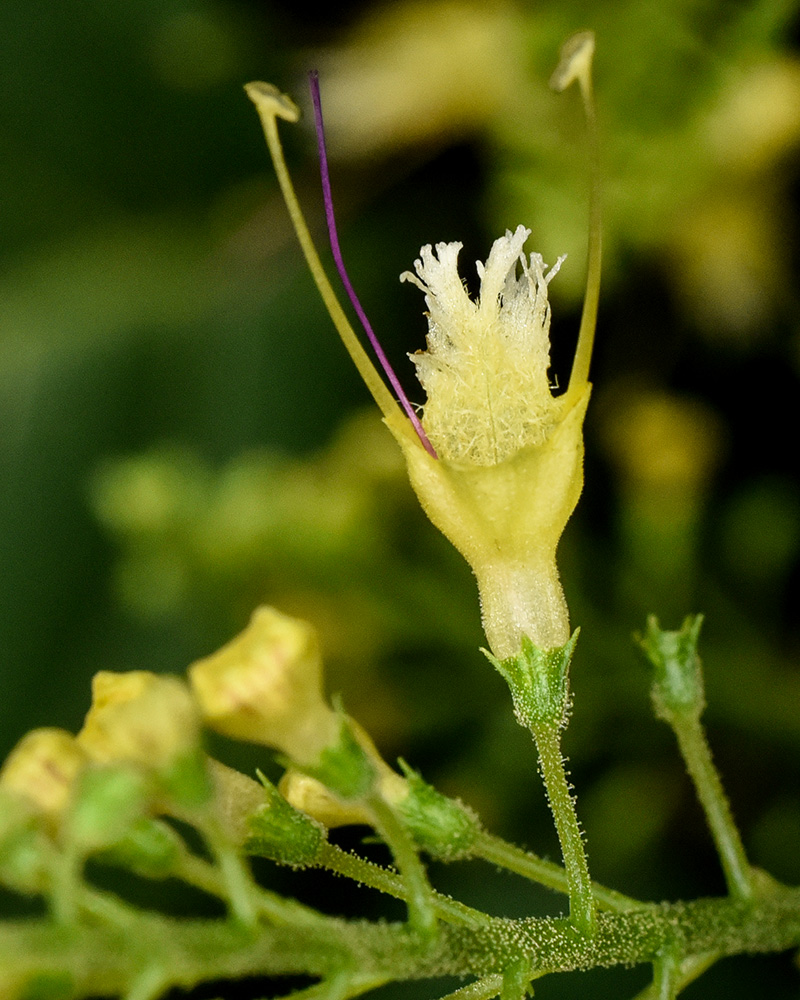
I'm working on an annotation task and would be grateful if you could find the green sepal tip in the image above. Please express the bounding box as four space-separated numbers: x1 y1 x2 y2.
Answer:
637 615 706 722
300 715 376 802
394 760 481 861
483 631 579 730
245 771 326 868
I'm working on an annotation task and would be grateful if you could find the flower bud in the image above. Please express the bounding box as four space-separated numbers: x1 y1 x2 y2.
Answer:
78 671 201 772
638 615 706 723
188 606 340 764
279 769 372 827
0 729 87 821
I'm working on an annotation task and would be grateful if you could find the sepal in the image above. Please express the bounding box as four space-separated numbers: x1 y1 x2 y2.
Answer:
393 761 480 861
637 615 705 722
299 715 377 801
245 772 326 868
483 631 579 729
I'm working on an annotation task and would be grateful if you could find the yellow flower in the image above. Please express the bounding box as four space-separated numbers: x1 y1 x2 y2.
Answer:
389 227 588 656
246 32 599 658
78 671 200 771
188 606 340 764
0 728 88 821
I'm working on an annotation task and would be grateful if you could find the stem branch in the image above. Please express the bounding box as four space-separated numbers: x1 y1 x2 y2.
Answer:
530 722 596 936
473 830 639 913
670 712 753 901
366 793 437 937
317 842 487 926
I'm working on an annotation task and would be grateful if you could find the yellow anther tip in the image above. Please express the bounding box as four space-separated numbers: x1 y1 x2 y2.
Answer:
550 30 595 93
244 81 300 123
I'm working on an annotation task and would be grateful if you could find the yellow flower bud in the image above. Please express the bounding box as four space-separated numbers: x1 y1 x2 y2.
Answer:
188 606 340 764
389 227 590 657
279 720 408 828
78 671 200 771
279 770 372 828
0 728 87 819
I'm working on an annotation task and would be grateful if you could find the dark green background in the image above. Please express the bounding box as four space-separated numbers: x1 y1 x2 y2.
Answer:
1 1 800 996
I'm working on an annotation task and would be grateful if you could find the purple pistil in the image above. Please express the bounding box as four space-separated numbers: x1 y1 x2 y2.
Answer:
308 70 437 459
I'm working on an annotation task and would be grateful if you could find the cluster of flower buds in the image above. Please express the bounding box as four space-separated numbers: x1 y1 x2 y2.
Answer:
0 604 485 913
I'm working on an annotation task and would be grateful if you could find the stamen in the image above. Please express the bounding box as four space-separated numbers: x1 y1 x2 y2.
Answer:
550 31 601 397
245 81 402 431
308 70 437 459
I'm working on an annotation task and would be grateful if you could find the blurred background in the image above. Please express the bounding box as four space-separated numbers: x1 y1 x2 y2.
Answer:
2 0 800 996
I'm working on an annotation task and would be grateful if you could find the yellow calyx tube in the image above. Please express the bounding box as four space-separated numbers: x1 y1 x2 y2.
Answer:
387 381 588 657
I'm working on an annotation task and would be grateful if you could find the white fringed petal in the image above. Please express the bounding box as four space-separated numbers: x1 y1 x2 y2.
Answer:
401 226 564 466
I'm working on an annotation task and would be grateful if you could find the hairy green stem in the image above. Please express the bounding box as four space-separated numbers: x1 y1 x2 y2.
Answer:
530 722 596 936
50 845 81 926
173 850 323 926
5 888 800 996
472 831 639 913
273 972 391 1000
436 975 504 1000
366 793 437 936
631 952 719 1000
669 713 753 901
317 843 488 926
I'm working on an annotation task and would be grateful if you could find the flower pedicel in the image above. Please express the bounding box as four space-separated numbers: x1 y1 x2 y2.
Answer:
245 31 600 659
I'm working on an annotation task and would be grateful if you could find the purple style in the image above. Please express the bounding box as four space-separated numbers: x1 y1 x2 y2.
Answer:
308 70 437 459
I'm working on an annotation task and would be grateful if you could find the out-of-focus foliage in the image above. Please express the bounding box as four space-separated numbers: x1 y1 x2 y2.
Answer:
2 0 800 995
318 0 800 330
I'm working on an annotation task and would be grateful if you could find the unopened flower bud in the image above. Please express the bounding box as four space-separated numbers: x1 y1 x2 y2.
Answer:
0 729 87 821
638 615 706 722
78 671 201 773
279 770 372 827
188 606 340 764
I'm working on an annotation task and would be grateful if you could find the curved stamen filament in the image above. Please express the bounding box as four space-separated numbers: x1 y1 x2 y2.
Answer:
308 70 437 459
550 31 601 397
245 82 404 436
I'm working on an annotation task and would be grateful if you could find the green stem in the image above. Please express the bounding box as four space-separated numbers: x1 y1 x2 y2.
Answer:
366 793 437 937
274 972 390 1000
435 975 503 1000
530 722 596 937
49 844 81 925
7 889 800 993
202 821 260 927
670 712 753 901
174 849 321 926
500 957 533 1000
650 945 680 1000
317 842 488 926
123 963 168 1000
472 830 640 913
632 953 719 1000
